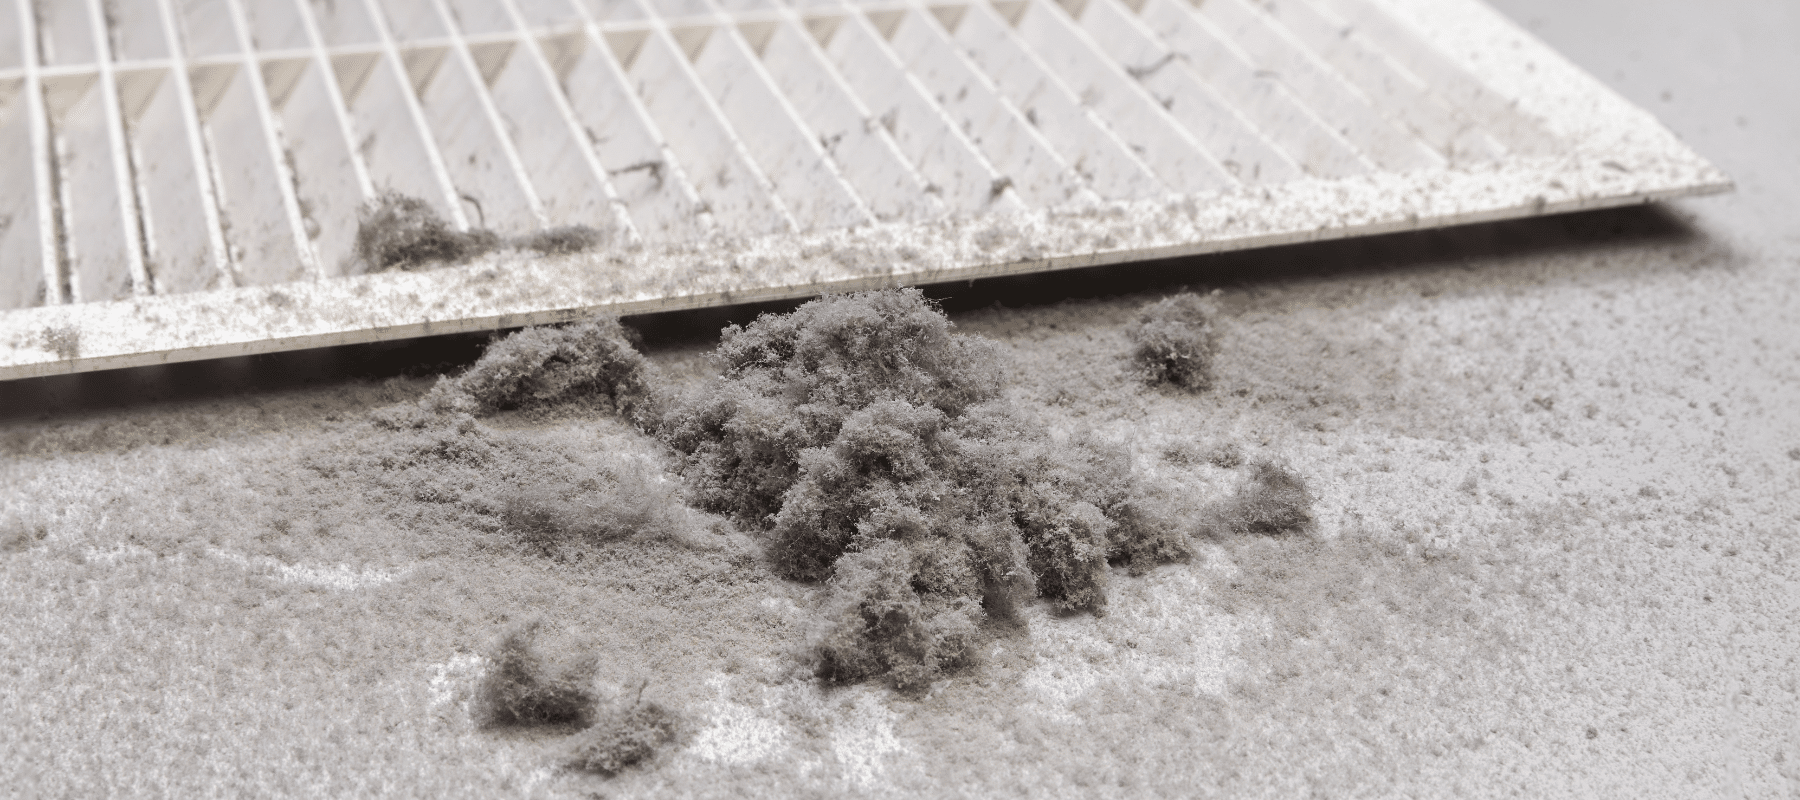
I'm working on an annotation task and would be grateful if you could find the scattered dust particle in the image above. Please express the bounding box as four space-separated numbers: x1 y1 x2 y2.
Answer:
41 325 80 359
513 225 607 256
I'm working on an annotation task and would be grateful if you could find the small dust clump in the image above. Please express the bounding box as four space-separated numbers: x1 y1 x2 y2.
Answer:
561 685 682 777
354 192 499 272
1204 461 1316 537
472 620 598 729
472 623 685 777
1 512 49 554
376 317 661 430
1128 292 1221 391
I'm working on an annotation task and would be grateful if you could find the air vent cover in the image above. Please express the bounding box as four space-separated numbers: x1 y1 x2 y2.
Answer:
0 0 1729 379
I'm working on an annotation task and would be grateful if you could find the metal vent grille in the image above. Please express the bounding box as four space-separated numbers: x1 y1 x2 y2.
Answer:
0 0 1729 378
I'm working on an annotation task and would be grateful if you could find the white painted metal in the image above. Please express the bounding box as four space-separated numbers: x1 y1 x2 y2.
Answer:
316 0 471 234
1006 0 1234 193
624 21 794 234
1071 0 1299 185
685 1 874 232
0 0 1732 379
942 0 1166 198
1135 0 1371 177
753 14 944 223
813 6 1029 213
876 3 1093 206
533 0 713 243
0 0 57 309
46 0 146 302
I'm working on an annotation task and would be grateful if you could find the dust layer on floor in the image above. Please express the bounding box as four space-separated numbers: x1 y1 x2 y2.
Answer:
2 207 1797 798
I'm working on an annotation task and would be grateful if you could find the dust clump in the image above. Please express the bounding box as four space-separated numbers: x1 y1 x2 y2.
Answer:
355 194 609 272
1 511 49 554
661 288 1002 526
354 192 499 272
1203 462 1315 537
472 622 686 776
1128 292 1220 391
561 683 682 776
472 619 599 728
662 289 1194 691
375 317 661 431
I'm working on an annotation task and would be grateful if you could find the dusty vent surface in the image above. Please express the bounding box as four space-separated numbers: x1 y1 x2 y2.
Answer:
0 0 1728 379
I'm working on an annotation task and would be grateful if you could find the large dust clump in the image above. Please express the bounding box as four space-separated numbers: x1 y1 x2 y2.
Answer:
353 292 1309 699
661 289 1198 691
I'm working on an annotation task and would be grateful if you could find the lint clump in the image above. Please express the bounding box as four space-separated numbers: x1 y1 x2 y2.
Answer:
472 619 600 729
661 289 1193 692
471 621 683 777
1207 461 1316 537
354 192 499 272
562 682 682 777
1128 291 1221 391
376 316 662 431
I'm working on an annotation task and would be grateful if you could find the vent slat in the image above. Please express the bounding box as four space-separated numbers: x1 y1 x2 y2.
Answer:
0 0 56 310
625 25 793 235
0 76 48 309
1308 0 1559 155
177 0 319 286
47 0 146 303
121 60 232 292
321 0 470 234
1260 0 1508 163
0 0 18 70
1189 0 1442 171
387 0 545 232
550 22 711 244
445 0 636 241
580 0 650 24
262 56 373 276
284 0 383 276
1136 0 1369 178
35 0 99 65
131 0 234 293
